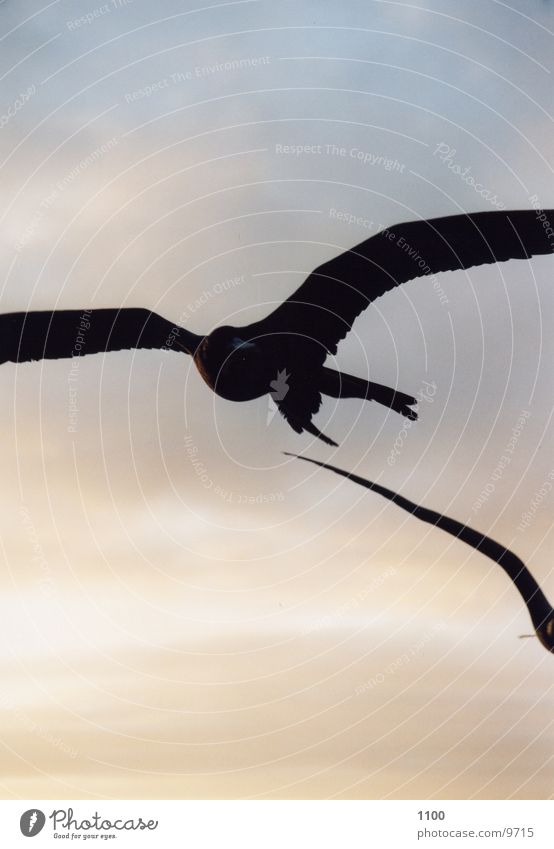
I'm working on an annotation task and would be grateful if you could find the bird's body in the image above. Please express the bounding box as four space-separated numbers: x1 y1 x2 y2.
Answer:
193 327 279 401
191 324 418 443
2 208 553 444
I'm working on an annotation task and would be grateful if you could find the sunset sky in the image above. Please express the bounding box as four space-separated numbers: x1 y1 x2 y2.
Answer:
0 0 553 799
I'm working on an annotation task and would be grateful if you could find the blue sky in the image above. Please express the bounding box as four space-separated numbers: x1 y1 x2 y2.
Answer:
0 0 553 799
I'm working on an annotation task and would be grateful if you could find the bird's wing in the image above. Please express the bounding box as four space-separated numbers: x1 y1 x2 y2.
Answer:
247 209 554 355
0 308 201 364
287 452 554 651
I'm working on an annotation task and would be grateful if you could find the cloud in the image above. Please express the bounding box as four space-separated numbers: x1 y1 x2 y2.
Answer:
0 0 553 799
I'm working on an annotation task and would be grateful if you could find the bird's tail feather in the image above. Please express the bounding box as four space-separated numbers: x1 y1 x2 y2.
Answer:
320 367 418 420
302 421 339 447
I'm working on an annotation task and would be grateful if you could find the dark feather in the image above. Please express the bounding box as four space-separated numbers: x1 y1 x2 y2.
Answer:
0 308 200 364
286 452 554 653
248 210 554 356
276 371 337 445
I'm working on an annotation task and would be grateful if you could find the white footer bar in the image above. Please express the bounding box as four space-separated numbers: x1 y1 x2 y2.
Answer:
1 800 552 848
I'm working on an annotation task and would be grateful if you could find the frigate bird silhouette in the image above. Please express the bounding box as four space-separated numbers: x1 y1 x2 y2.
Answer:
2 209 552 445
286 453 554 654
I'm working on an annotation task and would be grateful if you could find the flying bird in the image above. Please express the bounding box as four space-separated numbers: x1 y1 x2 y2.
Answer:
2 209 552 445
286 453 554 654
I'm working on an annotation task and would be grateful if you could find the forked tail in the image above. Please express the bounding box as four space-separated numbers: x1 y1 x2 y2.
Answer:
320 367 418 420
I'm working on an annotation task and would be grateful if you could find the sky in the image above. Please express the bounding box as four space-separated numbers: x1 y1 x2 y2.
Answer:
0 0 553 799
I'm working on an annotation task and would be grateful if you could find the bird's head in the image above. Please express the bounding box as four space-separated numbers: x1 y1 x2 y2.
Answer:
520 610 554 653
535 613 554 653
194 326 266 400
